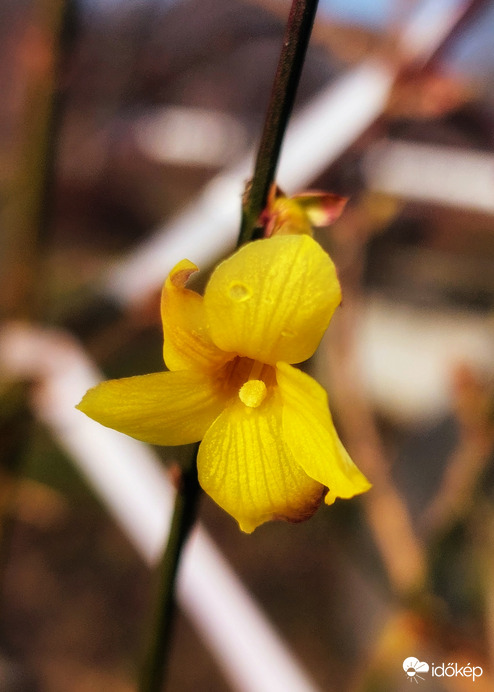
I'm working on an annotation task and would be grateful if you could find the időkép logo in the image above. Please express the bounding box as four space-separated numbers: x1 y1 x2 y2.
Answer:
403 656 483 683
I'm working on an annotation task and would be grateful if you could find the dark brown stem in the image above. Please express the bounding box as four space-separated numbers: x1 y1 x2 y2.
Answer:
239 0 320 245
140 2 320 689
139 449 201 692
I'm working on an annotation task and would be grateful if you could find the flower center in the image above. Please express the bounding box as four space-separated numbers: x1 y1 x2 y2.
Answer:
238 379 267 408
221 356 275 407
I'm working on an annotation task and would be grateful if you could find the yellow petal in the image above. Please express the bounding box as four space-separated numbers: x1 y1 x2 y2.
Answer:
161 259 232 372
204 235 341 365
197 391 324 533
276 362 371 503
77 370 229 446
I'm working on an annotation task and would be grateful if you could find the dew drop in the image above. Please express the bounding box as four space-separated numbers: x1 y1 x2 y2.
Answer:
281 328 295 338
229 282 251 301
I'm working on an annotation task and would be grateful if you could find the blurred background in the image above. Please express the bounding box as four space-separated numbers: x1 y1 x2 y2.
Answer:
1 0 494 690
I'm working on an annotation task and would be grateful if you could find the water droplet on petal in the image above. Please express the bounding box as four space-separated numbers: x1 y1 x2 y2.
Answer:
229 282 251 301
281 328 295 338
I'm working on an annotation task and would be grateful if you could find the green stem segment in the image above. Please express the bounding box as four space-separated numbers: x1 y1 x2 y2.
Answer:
139 448 201 692
140 1 319 689
239 0 320 245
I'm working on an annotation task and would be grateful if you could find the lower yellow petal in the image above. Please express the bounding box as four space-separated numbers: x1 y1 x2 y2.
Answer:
197 391 324 533
276 362 371 503
77 370 228 446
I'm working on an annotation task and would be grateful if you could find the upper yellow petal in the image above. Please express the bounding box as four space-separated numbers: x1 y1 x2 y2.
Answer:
204 235 342 365
77 370 229 446
197 391 324 533
276 362 371 503
161 259 232 372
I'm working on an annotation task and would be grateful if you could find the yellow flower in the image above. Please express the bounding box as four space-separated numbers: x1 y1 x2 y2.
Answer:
77 235 370 532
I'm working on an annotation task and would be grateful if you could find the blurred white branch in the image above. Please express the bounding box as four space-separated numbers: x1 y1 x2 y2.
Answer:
356 297 494 424
364 140 494 213
399 0 470 65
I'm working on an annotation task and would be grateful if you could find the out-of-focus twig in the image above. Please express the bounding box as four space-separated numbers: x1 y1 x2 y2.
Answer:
423 366 494 538
323 294 427 597
0 0 74 606
0 0 73 320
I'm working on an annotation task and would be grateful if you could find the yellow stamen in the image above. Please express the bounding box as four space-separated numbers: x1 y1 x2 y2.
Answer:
239 380 267 408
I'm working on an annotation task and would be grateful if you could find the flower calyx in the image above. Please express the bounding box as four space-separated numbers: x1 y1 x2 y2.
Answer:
260 184 348 238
